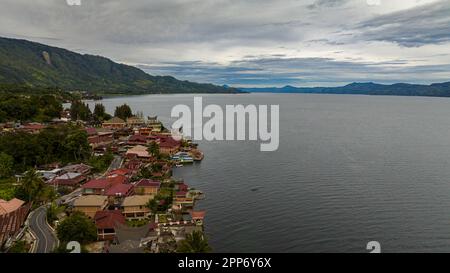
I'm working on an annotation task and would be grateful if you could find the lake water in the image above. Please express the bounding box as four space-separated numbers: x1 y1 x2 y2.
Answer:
88 93 450 253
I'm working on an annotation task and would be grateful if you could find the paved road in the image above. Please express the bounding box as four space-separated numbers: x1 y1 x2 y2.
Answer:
29 207 58 253
104 155 123 175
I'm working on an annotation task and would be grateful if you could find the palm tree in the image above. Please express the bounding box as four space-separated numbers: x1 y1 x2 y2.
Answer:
177 231 212 253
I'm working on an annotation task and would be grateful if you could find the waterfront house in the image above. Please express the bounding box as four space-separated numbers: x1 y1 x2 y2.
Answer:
122 195 152 219
73 195 108 218
191 211 206 226
102 117 126 129
94 210 126 241
159 136 181 155
134 179 161 196
173 197 195 209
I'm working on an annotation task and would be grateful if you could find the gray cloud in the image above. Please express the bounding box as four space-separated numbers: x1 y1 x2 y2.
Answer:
140 56 450 87
353 0 450 47
0 0 449 87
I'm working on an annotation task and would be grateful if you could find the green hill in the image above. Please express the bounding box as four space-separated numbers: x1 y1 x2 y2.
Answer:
0 37 240 94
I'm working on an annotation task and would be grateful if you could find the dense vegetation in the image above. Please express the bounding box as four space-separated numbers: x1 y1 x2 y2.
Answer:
0 37 241 94
114 104 133 120
0 92 63 123
0 124 91 173
56 211 97 245
242 82 450 97
177 231 212 253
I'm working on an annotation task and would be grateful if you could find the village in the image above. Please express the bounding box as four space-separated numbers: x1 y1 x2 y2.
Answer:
0 104 209 253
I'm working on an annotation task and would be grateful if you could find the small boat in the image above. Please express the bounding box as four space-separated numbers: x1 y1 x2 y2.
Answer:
176 164 183 168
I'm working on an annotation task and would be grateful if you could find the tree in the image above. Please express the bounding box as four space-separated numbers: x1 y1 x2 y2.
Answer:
70 100 92 121
56 211 97 244
177 231 212 253
147 142 160 157
16 169 46 202
114 104 133 120
93 103 111 122
0 152 14 178
64 129 91 161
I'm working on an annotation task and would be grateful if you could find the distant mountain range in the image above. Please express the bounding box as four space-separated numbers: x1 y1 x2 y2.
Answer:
241 82 450 97
0 37 240 94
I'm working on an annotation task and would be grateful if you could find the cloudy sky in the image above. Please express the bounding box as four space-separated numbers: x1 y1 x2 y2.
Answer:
1 0 450 87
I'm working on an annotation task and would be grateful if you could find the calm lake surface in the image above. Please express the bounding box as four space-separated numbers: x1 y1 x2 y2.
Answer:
88 93 450 253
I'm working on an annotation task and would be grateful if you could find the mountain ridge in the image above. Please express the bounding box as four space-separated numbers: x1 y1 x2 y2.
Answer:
241 81 450 97
0 37 241 94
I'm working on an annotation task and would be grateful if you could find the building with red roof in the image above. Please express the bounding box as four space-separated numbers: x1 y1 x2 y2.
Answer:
108 168 133 178
191 211 206 226
50 172 87 189
159 136 181 155
105 183 134 198
127 134 148 145
94 210 126 241
134 179 161 196
0 199 31 247
82 175 128 195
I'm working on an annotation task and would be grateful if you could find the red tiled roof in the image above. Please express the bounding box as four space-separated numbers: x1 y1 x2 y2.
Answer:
82 175 127 190
23 124 46 130
94 210 126 229
82 178 111 189
178 184 189 191
85 127 97 136
105 183 134 196
135 179 161 188
176 191 188 197
159 136 181 148
108 168 132 176
128 135 147 142
191 211 206 220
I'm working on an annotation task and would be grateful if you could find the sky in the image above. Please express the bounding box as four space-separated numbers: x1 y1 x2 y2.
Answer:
1 0 450 87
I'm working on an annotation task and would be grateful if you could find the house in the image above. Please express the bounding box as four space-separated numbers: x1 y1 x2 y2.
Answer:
126 145 152 159
0 199 31 247
94 210 126 241
126 117 145 127
191 211 206 226
37 168 64 182
82 175 128 195
175 191 188 198
50 172 86 188
124 159 142 172
127 134 148 146
105 183 134 206
20 123 46 134
138 127 153 136
73 195 108 218
173 197 195 209
63 163 92 176
108 168 133 178
102 117 126 129
134 179 161 196
122 195 153 219
147 116 162 132
159 136 181 155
